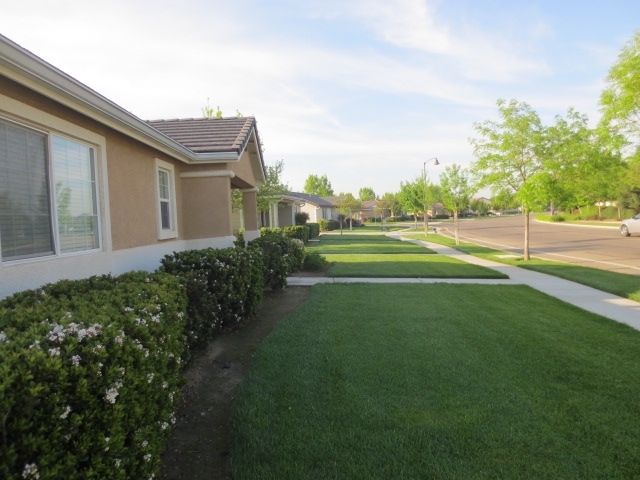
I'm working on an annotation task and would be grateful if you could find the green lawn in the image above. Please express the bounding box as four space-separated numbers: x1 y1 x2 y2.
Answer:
307 233 435 254
404 233 640 302
324 253 507 278
232 283 640 479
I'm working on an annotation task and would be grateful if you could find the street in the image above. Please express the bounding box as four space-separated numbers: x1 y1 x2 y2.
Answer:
437 215 640 276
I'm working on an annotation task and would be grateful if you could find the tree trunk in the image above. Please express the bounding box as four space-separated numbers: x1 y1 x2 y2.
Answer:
424 208 429 236
523 210 530 261
454 210 460 245
414 214 418 231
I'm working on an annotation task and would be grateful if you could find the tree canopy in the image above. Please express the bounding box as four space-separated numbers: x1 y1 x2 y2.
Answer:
256 159 290 212
303 174 334 197
358 187 376 201
440 164 475 244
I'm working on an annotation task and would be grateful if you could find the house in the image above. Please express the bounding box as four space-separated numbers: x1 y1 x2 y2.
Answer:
0 35 265 298
287 192 341 222
258 194 306 228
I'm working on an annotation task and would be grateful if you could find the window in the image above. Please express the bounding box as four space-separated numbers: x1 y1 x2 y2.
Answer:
0 119 100 262
155 159 178 239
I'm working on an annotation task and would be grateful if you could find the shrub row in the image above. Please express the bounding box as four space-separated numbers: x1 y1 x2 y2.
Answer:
0 271 187 480
159 247 264 352
0 232 308 480
306 222 320 238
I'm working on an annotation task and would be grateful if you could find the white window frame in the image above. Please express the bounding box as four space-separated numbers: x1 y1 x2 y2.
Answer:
0 116 103 263
154 158 178 240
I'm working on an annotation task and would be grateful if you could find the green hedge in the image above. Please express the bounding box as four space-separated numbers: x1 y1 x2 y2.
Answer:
250 233 305 290
159 247 264 351
283 225 309 243
306 222 320 238
318 219 340 231
0 271 187 480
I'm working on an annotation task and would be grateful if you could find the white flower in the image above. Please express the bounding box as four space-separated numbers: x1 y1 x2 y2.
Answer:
105 387 119 404
114 459 121 468
59 405 71 419
143 453 152 462
21 463 39 479
141 440 148 448
0 331 7 343
162 381 168 389
147 373 154 384
46 324 65 343
48 347 60 357
70 355 81 367
29 340 41 350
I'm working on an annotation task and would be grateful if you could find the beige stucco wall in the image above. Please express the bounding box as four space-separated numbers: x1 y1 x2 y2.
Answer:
0 76 255 251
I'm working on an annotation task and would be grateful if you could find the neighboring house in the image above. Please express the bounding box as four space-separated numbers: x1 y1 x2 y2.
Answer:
259 195 305 228
0 35 265 298
359 200 391 222
288 192 340 222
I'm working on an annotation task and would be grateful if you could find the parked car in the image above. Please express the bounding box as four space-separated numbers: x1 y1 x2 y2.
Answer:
620 214 640 236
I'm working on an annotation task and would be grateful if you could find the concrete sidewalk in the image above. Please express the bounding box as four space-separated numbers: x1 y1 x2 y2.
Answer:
288 236 640 331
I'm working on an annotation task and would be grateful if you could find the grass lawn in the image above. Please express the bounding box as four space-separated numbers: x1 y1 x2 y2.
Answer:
324 253 508 278
404 233 640 302
307 233 435 255
232 283 640 479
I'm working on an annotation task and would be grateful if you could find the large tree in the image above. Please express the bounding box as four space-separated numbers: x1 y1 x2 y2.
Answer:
599 30 640 149
470 99 545 260
303 174 334 197
358 187 376 201
439 164 475 245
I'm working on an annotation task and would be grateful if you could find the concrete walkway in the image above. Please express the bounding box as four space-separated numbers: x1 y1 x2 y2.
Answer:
288 236 640 331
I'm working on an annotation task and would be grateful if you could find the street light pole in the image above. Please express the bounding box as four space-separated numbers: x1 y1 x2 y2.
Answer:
423 157 439 236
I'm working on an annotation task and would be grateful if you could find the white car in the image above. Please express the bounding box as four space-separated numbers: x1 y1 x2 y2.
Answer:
620 214 640 236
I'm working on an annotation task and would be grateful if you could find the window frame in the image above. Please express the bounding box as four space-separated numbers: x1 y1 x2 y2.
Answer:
154 158 178 240
0 102 106 265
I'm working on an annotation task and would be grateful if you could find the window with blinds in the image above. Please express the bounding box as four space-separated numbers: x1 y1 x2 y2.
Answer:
0 119 99 262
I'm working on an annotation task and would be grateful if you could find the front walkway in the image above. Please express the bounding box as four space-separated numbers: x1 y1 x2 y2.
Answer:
288 237 640 331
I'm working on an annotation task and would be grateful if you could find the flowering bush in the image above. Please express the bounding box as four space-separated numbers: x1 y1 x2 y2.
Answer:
0 271 187 480
159 247 264 351
249 232 305 290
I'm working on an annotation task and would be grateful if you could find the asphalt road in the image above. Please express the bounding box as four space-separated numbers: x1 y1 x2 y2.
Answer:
436 215 640 276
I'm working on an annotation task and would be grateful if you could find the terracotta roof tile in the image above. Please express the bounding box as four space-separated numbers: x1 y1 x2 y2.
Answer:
147 117 256 154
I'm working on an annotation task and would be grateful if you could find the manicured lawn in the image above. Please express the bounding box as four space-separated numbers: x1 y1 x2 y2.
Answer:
324 253 507 278
232 283 640 479
307 233 435 254
405 233 640 302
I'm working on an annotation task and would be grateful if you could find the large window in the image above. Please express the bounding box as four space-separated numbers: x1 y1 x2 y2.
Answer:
0 119 100 262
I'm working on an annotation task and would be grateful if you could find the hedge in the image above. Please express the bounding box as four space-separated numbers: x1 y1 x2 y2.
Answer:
250 232 305 290
0 271 187 480
159 247 264 352
306 222 320 238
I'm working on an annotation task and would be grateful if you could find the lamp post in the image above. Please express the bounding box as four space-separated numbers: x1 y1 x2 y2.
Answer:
422 157 439 236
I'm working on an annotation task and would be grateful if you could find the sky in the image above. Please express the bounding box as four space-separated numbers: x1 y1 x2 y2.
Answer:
1 0 639 197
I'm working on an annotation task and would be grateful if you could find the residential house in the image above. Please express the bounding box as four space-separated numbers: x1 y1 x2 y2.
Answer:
0 35 265 298
258 194 305 228
287 192 341 223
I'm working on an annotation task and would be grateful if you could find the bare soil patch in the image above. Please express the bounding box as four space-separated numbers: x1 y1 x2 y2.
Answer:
160 286 312 479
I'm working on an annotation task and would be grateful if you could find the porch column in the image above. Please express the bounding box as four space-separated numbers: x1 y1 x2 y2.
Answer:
241 188 260 241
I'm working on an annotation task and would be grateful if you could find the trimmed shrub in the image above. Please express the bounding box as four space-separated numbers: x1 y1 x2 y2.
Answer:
259 227 283 238
284 225 309 243
318 219 339 231
303 251 329 271
249 234 305 290
307 222 320 238
159 247 264 351
0 271 187 480
295 212 309 225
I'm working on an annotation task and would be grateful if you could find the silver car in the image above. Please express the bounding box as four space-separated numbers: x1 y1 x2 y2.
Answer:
621 214 640 236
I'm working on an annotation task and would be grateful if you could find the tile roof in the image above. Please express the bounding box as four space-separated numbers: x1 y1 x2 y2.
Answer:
288 192 336 208
147 117 257 154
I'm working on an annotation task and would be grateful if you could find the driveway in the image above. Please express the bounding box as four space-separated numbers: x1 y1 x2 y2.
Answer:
438 215 640 276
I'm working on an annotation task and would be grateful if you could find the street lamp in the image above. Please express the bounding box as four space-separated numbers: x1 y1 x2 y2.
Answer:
422 157 439 235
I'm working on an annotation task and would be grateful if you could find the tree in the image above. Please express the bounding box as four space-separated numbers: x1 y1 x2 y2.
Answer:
256 159 290 213
303 174 334 196
599 30 640 150
358 187 376 201
381 192 402 217
440 164 475 244
469 99 545 260
333 194 362 233
398 179 423 230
